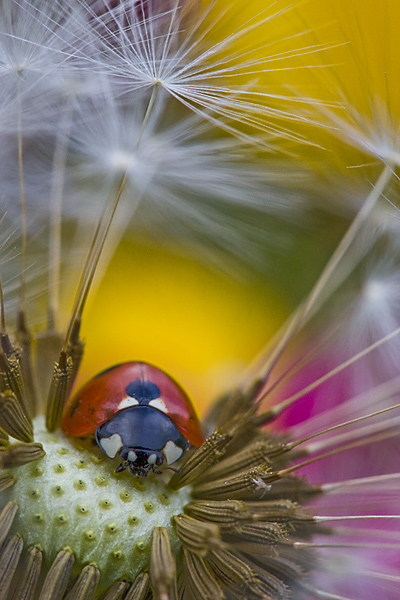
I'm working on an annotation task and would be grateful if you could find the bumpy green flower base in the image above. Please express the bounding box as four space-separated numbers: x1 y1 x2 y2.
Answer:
1 417 191 589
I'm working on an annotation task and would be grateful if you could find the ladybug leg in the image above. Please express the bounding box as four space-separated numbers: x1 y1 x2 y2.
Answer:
115 461 128 473
163 466 180 474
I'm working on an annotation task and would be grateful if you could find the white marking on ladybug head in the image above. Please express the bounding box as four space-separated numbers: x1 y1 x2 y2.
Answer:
99 433 123 459
162 440 184 465
147 453 157 465
117 396 139 411
128 450 137 462
149 398 168 414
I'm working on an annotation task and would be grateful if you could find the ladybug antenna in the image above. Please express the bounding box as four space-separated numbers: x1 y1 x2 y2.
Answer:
115 462 128 474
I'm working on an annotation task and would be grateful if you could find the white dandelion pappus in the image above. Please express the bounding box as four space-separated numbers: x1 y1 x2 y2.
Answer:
79 0 331 144
308 1 400 176
63 77 307 273
0 0 315 285
320 96 400 175
0 0 95 86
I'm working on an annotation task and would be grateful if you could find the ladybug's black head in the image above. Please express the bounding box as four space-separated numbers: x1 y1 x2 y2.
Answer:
95 405 189 477
116 447 164 477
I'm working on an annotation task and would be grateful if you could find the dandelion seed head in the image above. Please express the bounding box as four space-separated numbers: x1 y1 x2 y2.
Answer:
107 149 139 175
0 0 86 80
0 0 400 598
2 416 190 590
363 278 389 304
302 1 400 189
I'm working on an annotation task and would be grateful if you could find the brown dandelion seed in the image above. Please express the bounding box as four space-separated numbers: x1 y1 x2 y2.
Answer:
124 573 150 600
0 474 15 494
0 428 9 448
64 564 100 600
0 501 18 548
0 392 33 443
0 534 24 599
99 581 129 600
39 550 75 600
11 544 43 600
181 548 224 600
150 527 177 600
173 513 223 557
0 443 45 470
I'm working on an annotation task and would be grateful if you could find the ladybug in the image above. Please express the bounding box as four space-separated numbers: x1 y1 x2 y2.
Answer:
61 362 204 477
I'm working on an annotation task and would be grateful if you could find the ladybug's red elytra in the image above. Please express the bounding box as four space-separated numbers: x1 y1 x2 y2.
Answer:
61 362 204 477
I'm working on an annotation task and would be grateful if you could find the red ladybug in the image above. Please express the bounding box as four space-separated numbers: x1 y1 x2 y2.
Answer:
61 362 204 477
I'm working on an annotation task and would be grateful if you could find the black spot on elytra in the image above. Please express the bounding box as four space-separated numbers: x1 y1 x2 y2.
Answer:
70 399 81 418
125 379 161 403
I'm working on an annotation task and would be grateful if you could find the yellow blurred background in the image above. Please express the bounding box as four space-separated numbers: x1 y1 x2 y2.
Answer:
77 0 400 417
206 0 400 167
80 240 289 415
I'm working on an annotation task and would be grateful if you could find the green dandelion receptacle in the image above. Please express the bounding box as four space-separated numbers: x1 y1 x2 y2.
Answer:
1 418 190 591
